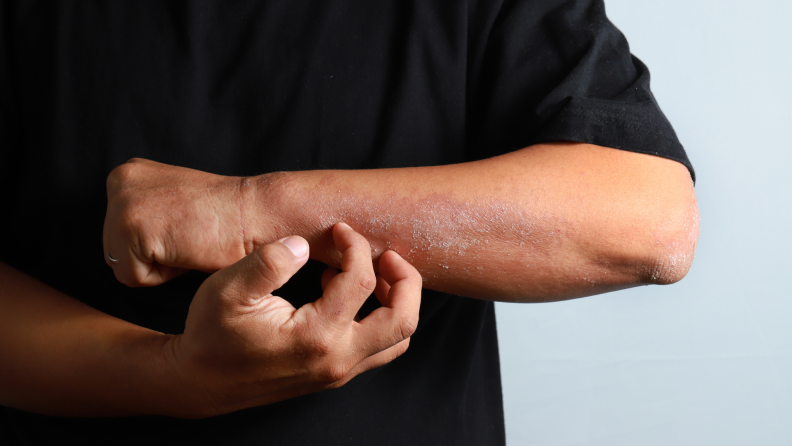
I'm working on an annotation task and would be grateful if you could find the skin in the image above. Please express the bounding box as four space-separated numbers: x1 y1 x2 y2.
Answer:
0 141 699 417
0 224 421 418
104 142 699 300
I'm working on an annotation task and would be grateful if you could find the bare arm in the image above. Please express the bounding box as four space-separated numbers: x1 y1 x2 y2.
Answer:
242 142 699 302
0 262 179 416
1 226 421 417
106 142 698 302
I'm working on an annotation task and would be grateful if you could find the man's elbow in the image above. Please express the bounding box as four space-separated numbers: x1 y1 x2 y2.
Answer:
640 186 700 285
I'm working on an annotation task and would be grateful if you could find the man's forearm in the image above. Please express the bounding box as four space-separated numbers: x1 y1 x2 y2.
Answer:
0 262 187 417
244 142 699 302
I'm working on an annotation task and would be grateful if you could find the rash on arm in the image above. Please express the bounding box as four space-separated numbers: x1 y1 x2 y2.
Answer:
245 143 699 303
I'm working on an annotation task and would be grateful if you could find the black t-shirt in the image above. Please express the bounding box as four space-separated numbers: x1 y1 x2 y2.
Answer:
0 1 693 444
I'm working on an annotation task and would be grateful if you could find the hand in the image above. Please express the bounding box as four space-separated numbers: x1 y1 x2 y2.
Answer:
168 223 422 418
103 158 251 286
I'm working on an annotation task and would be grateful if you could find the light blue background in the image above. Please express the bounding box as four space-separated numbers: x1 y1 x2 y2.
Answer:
496 0 792 444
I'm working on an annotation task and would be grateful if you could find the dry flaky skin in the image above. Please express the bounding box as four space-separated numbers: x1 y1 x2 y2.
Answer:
244 143 700 303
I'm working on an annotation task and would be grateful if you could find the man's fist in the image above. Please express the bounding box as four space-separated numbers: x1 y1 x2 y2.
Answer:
103 158 253 286
168 223 422 418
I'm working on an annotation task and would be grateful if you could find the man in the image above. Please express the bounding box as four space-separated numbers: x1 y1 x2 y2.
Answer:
0 0 697 444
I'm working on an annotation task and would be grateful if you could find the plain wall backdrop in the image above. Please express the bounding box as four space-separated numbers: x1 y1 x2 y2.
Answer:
495 0 792 444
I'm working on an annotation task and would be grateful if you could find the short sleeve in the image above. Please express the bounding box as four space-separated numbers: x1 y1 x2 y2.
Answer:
466 0 695 181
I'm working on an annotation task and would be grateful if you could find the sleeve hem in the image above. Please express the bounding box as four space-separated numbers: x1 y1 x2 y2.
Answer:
530 102 696 183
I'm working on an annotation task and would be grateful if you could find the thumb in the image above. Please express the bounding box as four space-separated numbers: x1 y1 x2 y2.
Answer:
215 236 310 306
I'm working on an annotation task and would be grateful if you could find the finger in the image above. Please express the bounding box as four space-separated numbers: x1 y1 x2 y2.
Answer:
113 252 179 287
214 236 310 307
104 240 158 287
356 250 422 354
102 196 153 286
102 201 130 274
315 223 377 323
103 224 172 287
320 267 339 292
374 250 422 309
373 274 390 306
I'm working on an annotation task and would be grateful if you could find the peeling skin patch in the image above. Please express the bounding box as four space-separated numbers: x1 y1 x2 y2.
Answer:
269 165 698 301
296 177 567 294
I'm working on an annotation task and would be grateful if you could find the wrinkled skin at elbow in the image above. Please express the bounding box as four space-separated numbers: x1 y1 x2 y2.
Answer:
641 184 700 285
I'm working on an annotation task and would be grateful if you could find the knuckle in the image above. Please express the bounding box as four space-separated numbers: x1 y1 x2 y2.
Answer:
108 162 137 186
326 381 345 390
357 273 376 293
329 369 358 389
252 247 286 283
395 310 418 341
116 270 143 288
393 338 411 358
317 362 349 384
407 266 422 283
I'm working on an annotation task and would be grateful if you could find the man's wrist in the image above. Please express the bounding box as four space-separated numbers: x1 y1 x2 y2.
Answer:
243 169 394 269
101 330 192 418
243 171 319 257
148 333 225 419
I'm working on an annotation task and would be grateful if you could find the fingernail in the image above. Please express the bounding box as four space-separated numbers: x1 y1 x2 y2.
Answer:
337 222 351 230
280 236 309 258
